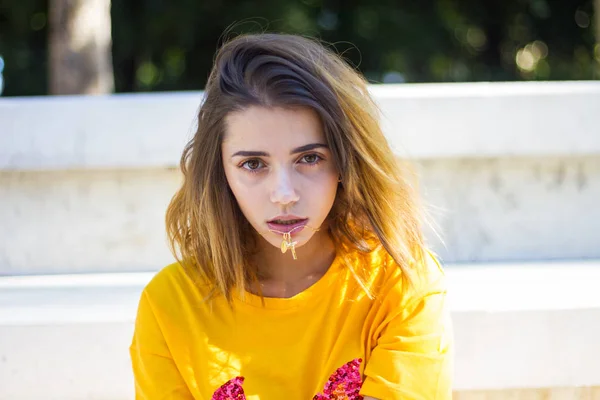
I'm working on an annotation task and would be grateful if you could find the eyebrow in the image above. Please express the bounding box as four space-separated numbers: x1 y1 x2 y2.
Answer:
231 143 329 158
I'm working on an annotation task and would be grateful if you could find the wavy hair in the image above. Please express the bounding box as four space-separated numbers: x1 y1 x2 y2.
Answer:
166 33 427 301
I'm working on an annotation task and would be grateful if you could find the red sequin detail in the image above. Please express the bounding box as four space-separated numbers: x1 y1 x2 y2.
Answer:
312 358 364 400
211 376 246 400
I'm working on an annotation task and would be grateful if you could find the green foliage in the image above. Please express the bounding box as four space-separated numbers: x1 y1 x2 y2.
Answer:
0 0 49 95
0 0 597 95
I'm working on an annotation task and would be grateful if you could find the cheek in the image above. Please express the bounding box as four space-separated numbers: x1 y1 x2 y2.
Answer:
224 167 244 205
303 172 338 210
225 172 264 220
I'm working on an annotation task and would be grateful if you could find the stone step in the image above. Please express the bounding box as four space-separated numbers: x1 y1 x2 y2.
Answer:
1 261 600 399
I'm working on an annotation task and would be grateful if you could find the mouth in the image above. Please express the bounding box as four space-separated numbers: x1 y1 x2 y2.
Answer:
266 216 309 235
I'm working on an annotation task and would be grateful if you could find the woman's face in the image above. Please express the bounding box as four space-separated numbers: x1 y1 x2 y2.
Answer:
222 106 339 252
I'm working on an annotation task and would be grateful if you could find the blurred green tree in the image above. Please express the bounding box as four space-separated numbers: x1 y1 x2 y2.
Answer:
0 0 597 96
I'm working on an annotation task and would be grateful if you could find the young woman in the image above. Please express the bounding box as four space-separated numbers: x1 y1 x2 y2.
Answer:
130 33 452 400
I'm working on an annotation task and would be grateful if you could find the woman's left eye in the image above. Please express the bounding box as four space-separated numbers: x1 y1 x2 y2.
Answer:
300 153 323 165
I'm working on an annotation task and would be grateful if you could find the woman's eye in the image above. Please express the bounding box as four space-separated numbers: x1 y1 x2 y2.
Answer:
241 159 263 171
301 154 322 164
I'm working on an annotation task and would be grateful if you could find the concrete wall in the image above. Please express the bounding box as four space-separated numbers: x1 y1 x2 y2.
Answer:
419 155 600 262
2 155 599 275
0 169 180 275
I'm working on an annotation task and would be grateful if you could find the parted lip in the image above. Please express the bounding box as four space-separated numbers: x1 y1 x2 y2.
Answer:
267 214 307 222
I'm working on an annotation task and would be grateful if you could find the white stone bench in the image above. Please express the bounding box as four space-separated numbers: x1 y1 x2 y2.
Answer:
1 261 599 399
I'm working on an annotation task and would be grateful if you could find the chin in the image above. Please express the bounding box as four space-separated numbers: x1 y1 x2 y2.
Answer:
269 231 309 248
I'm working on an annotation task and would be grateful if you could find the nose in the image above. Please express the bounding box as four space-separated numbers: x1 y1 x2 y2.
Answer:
269 168 299 207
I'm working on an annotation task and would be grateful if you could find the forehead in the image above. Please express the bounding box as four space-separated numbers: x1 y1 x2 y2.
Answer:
223 106 325 149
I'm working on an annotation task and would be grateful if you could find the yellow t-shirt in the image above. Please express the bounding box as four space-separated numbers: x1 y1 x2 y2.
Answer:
130 248 453 400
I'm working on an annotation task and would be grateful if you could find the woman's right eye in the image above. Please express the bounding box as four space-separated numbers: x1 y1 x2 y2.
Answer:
240 159 264 172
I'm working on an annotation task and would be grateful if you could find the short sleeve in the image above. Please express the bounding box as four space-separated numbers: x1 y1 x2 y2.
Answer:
360 254 453 400
129 290 194 400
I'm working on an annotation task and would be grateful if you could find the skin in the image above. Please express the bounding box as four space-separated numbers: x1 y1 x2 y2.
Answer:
222 105 339 298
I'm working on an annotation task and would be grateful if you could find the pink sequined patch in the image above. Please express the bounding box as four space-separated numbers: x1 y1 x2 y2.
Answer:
211 376 246 400
211 358 364 400
313 358 364 400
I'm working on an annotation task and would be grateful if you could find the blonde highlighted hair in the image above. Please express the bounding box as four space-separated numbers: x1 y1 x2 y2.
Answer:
166 33 426 301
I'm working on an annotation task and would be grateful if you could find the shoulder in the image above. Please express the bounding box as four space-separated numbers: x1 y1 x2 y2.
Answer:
368 247 447 309
413 249 447 297
144 261 188 295
141 261 212 309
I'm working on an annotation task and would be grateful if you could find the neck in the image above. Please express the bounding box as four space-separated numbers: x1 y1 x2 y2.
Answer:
250 227 337 298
